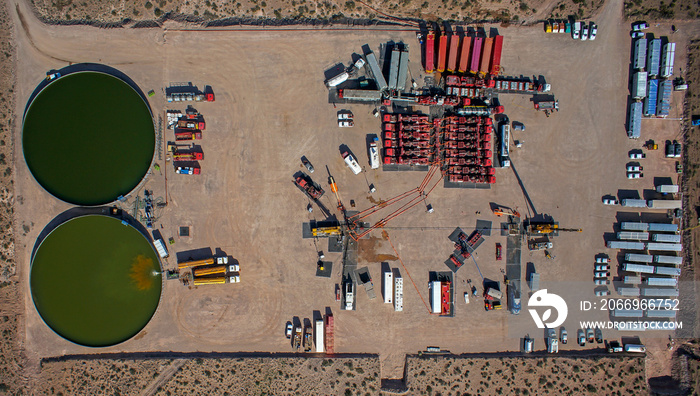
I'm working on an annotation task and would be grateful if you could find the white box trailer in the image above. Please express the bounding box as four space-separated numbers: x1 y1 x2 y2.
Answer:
613 309 644 318
647 200 682 209
430 281 441 314
621 199 647 208
608 241 645 250
645 309 677 318
623 263 655 274
153 239 169 258
384 270 393 304
647 38 661 76
654 255 682 265
654 266 681 276
326 71 349 87
623 276 642 285
633 38 648 70
315 319 324 353
618 231 649 241
648 223 678 232
632 72 648 99
641 287 679 297
661 42 675 77
646 277 678 287
529 272 540 291
652 234 681 243
627 101 642 139
621 222 648 231
366 51 388 91
646 243 682 252
656 185 679 193
625 253 654 263
394 273 403 312
617 286 641 296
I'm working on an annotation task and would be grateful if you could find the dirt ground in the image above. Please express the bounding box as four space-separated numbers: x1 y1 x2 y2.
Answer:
1 0 699 393
624 0 700 20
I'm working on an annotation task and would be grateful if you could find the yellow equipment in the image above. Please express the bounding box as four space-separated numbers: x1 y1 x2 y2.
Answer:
312 226 342 237
178 258 215 269
193 265 227 277
529 224 582 234
492 205 520 218
193 276 227 285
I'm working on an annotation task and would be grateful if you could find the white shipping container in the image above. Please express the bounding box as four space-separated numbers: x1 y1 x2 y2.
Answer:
648 223 679 232
654 255 682 265
384 271 393 304
646 243 682 252
645 309 677 318
655 185 679 193
625 253 654 263
315 319 324 353
621 199 647 208
652 234 681 243
647 200 682 209
632 72 648 99
661 42 675 77
622 222 648 231
618 231 649 241
430 281 441 314
617 287 641 296
624 276 642 285
613 309 644 318
654 266 681 276
634 38 648 70
608 241 646 250
641 288 679 297
646 277 678 287
623 263 655 274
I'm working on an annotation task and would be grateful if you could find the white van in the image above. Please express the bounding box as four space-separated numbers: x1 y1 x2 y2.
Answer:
624 344 646 353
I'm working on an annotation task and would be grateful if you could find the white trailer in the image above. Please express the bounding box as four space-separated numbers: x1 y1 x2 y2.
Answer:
645 309 677 318
654 266 681 276
632 72 648 99
648 223 679 232
153 239 169 258
647 200 682 209
617 231 649 241
625 253 654 263
326 71 349 87
652 234 681 243
430 281 441 314
623 263 655 274
647 38 661 76
646 277 678 287
613 309 644 318
654 255 682 265
621 222 648 231
633 38 648 70
656 185 679 193
641 287 679 297
315 319 324 353
394 272 404 312
623 276 642 285
608 241 645 250
529 272 540 292
365 51 388 90
617 287 641 296
383 270 393 304
646 243 682 252
621 199 647 208
661 42 675 77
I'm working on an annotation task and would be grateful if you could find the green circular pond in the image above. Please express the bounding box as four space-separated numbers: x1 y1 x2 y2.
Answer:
30 215 162 347
23 71 154 206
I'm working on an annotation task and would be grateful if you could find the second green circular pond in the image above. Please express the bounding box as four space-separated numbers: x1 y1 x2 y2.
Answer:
22 71 155 206
30 215 162 347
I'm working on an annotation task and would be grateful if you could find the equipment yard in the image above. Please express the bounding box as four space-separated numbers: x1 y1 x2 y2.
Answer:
6 0 700 391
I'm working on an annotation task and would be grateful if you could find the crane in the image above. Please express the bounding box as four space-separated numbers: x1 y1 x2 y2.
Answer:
491 204 520 218
529 224 582 234
326 166 345 214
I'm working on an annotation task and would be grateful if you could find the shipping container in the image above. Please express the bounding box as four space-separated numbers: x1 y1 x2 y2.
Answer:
388 49 401 90
315 319 324 353
625 253 654 263
661 42 675 77
622 222 649 231
656 80 672 117
641 287 679 297
621 199 647 208
618 286 641 295
425 32 435 73
490 35 503 75
654 266 681 276
656 185 679 193
397 50 409 91
437 34 448 73
470 37 483 74
618 231 649 241
633 72 648 99
458 36 471 73
384 270 393 304
652 234 681 243
628 101 642 139
645 309 677 318
447 34 460 72
646 242 682 252
647 39 661 77
647 199 681 209
633 38 648 70
613 309 644 318
366 52 388 91
529 272 540 291
644 79 658 116
430 281 442 314
394 272 404 312
623 263 655 274
608 241 645 250
654 255 682 265
648 223 678 232
623 276 642 285
646 277 678 287
479 37 493 77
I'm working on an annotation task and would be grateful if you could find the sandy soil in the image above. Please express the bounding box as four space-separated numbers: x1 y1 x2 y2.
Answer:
0 0 699 393
624 0 700 20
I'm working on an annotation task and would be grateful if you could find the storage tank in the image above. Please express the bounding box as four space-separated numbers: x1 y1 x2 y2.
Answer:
628 101 643 139
470 37 483 74
489 35 504 75
479 37 493 77
447 34 460 72
661 42 675 77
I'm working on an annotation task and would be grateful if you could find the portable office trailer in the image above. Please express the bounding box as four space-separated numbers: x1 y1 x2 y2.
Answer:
621 199 647 208
644 79 658 116
647 39 661 76
641 288 679 297
628 101 642 139
623 263 655 274
652 234 681 243
654 266 681 276
623 276 642 285
625 253 654 263
648 223 679 232
655 185 679 193
656 80 672 117
621 222 648 231
613 309 644 318
646 243 682 252
618 231 649 241
646 277 678 287
607 241 645 250
633 38 648 70
654 255 682 265
661 42 675 77
633 72 648 99
617 287 641 296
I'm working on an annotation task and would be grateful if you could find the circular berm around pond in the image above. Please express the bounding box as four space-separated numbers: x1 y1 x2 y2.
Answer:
30 215 162 347
22 71 154 206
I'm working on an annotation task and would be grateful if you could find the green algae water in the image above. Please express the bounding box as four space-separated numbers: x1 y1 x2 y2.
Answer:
30 215 162 347
23 72 154 206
